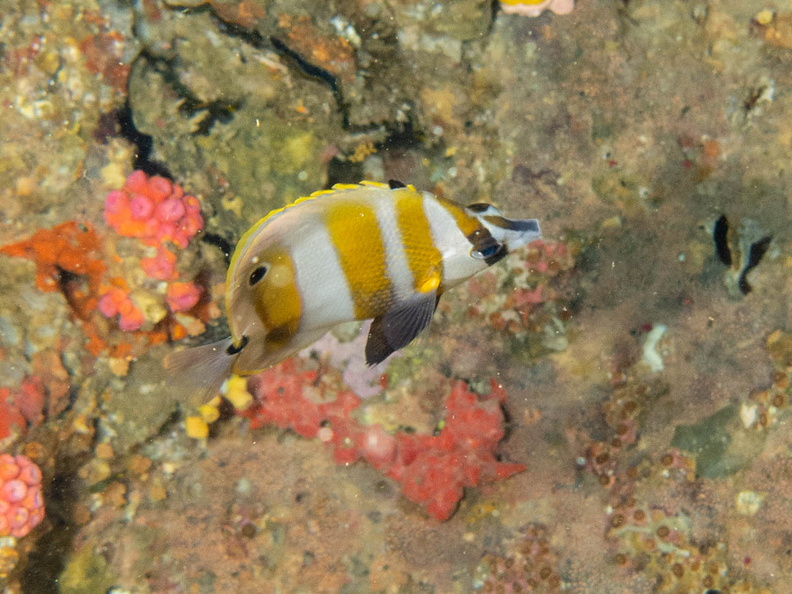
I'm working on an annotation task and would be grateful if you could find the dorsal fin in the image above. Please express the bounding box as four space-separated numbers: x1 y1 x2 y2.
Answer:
240 181 415 240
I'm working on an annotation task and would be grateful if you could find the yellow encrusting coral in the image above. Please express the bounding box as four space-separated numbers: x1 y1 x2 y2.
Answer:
185 416 209 440
224 376 254 411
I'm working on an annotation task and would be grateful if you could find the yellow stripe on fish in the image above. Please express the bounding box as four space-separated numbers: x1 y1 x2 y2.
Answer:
325 199 392 319
166 180 542 404
393 188 444 296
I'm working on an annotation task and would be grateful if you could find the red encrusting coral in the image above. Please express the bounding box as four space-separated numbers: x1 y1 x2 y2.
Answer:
0 389 25 441
13 377 46 427
0 220 118 355
0 454 45 538
0 350 73 440
386 380 526 520
240 360 525 521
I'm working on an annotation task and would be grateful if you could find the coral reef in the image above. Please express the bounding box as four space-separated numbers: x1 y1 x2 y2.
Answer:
607 500 768 593
574 348 775 592
300 324 389 399
461 239 577 361
743 330 792 431
1 0 791 590
0 351 71 441
1 170 212 356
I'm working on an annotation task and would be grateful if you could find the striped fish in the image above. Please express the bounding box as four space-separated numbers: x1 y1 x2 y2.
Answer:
167 180 541 401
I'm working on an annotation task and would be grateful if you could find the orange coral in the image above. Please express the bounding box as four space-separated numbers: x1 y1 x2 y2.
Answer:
0 221 105 319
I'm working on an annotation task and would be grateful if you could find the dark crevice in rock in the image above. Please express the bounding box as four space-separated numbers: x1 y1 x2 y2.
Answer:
268 35 345 115
118 98 172 178
19 442 97 593
164 3 350 126
738 235 772 295
201 232 234 266
375 120 424 152
134 49 241 138
327 119 425 186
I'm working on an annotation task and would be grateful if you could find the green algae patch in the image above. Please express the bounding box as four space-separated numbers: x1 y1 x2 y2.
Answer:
59 545 117 594
671 405 766 479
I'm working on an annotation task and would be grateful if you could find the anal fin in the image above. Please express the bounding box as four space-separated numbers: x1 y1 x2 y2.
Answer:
365 291 440 365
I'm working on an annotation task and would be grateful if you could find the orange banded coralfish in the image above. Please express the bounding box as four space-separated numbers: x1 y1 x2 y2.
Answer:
167 180 541 401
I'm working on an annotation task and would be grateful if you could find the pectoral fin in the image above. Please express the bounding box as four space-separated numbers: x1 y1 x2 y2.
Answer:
165 337 237 408
365 291 440 365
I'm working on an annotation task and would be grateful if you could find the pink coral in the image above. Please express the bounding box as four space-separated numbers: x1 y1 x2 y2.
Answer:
99 171 207 332
98 286 145 331
242 360 525 520
0 454 45 538
141 246 178 281
104 170 203 249
165 282 201 313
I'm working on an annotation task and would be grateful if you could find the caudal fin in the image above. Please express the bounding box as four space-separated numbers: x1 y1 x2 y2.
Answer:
469 204 542 251
165 337 237 408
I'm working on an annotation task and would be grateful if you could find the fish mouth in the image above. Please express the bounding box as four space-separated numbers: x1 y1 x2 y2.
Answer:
226 335 249 355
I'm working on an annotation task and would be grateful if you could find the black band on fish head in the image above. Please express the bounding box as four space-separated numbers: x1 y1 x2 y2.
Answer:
467 227 507 265
226 335 249 355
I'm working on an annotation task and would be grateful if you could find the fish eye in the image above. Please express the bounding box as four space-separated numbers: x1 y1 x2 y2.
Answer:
249 266 268 285
471 243 504 260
